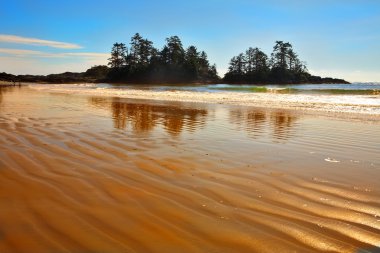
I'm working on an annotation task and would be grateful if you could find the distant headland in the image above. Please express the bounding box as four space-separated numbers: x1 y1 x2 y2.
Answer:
0 33 349 85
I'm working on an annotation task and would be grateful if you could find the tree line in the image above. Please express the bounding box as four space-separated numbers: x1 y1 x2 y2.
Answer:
224 41 345 84
106 36 347 84
107 33 219 83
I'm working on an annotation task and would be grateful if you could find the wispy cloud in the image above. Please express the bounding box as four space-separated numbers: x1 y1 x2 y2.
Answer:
0 48 42 56
0 48 109 75
0 34 82 49
62 52 109 58
0 56 108 75
0 48 108 59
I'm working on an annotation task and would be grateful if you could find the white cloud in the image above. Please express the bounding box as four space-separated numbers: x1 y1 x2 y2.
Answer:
0 48 43 56
61 52 109 58
0 56 108 75
0 34 82 49
0 48 109 75
0 48 108 59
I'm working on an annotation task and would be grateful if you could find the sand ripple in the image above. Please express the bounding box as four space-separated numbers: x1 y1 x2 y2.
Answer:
1 86 380 252
1 114 380 253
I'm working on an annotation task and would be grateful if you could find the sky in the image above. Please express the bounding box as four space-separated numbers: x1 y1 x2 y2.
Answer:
1 0 379 82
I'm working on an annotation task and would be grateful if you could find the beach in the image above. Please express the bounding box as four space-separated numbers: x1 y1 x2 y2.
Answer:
0 85 380 252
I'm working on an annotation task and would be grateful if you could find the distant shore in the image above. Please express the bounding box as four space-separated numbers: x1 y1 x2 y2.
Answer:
0 80 23 86
0 78 350 86
1 68 349 85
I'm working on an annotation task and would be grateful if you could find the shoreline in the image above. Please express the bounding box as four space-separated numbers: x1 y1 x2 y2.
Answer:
1 80 352 85
0 81 23 86
28 83 380 117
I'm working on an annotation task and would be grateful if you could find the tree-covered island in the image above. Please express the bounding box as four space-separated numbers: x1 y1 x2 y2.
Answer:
106 33 219 83
0 33 348 84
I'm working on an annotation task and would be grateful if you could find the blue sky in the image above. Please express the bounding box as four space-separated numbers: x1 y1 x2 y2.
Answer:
1 0 379 81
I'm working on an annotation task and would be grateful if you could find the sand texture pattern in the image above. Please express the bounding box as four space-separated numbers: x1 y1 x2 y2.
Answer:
0 86 380 252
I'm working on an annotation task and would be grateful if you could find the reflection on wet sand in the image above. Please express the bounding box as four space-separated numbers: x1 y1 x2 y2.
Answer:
0 86 16 107
90 97 208 135
91 96 299 141
271 111 299 141
229 108 299 141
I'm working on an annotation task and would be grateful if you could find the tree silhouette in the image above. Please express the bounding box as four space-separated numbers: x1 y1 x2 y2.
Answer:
127 33 154 69
184 46 200 79
224 41 312 84
165 36 185 66
102 36 348 85
108 43 127 68
106 34 220 83
270 41 292 70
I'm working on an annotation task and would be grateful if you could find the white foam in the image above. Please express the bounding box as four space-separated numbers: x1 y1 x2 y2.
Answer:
324 158 340 163
29 84 380 115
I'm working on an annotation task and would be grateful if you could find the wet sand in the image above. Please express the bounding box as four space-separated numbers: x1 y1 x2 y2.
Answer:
1 86 380 252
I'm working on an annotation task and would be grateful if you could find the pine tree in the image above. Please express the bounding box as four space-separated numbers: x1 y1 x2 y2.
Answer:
108 43 127 68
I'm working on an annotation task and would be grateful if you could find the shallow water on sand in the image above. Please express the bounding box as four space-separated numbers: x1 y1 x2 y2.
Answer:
1 86 380 252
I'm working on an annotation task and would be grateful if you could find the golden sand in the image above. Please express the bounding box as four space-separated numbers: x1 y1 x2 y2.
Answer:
0 86 380 252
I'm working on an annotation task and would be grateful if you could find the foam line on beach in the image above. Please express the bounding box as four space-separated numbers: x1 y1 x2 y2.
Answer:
29 84 380 115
